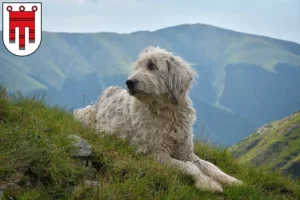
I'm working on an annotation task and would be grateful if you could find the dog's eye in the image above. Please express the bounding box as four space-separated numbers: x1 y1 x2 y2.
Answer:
148 62 156 70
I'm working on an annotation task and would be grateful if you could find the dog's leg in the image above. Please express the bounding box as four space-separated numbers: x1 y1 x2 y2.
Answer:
153 152 223 192
190 153 242 186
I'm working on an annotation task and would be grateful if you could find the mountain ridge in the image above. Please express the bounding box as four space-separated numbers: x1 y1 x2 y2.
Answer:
42 23 300 45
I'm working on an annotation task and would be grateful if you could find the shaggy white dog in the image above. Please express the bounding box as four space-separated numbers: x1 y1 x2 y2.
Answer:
74 46 242 192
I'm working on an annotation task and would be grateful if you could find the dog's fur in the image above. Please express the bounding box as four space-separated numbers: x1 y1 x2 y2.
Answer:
74 46 242 192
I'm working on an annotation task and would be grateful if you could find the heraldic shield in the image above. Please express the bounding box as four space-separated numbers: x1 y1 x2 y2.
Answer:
2 2 42 56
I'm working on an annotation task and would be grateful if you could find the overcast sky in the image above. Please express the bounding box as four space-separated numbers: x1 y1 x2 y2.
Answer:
2 0 300 43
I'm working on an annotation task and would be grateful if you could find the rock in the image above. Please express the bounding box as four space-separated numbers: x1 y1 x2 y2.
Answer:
68 135 92 157
0 189 3 197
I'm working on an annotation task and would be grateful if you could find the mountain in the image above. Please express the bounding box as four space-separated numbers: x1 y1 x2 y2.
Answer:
1 23 300 146
230 111 300 178
1 87 300 199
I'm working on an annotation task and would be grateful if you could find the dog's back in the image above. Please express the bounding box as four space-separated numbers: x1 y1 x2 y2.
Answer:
74 105 97 128
75 86 130 136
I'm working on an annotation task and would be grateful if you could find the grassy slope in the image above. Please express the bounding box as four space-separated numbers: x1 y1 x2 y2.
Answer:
229 111 300 173
0 87 300 200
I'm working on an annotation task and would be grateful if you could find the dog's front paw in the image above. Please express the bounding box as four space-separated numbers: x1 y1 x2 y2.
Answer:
226 177 243 186
195 179 223 193
234 179 243 185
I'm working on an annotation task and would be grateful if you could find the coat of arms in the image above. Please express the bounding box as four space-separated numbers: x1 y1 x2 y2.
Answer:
2 2 42 56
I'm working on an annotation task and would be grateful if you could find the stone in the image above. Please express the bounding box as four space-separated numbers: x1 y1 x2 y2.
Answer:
68 135 92 157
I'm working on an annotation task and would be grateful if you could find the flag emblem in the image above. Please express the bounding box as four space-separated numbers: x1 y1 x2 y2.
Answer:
2 2 42 56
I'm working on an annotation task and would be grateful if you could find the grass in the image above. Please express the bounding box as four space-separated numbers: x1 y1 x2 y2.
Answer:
0 86 300 200
229 112 300 172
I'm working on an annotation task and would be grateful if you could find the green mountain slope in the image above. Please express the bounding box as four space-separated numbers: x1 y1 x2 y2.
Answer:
1 23 300 146
230 111 300 178
0 87 300 199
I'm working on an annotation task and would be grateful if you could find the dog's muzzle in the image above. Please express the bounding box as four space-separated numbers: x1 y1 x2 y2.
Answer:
126 79 137 94
126 79 135 89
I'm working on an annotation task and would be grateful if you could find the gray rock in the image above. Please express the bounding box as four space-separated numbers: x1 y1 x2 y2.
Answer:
68 135 92 157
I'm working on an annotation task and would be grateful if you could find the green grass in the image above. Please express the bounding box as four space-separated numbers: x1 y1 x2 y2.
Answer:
0 86 299 200
229 111 300 172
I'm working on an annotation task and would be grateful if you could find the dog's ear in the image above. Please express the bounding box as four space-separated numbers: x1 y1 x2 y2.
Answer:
166 57 183 105
166 57 196 105
166 59 181 105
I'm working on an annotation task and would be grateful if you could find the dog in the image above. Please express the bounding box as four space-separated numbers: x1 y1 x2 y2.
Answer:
74 46 242 192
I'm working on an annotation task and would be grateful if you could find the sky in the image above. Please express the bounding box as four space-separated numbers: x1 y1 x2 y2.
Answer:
1 0 300 43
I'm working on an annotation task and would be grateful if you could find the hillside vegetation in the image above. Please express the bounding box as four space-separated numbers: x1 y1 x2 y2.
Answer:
0 87 300 200
230 111 300 178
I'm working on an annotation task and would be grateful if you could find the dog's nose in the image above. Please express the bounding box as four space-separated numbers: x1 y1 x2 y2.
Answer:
126 79 135 90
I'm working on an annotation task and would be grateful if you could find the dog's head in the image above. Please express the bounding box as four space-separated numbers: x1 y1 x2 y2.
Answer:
126 46 196 105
